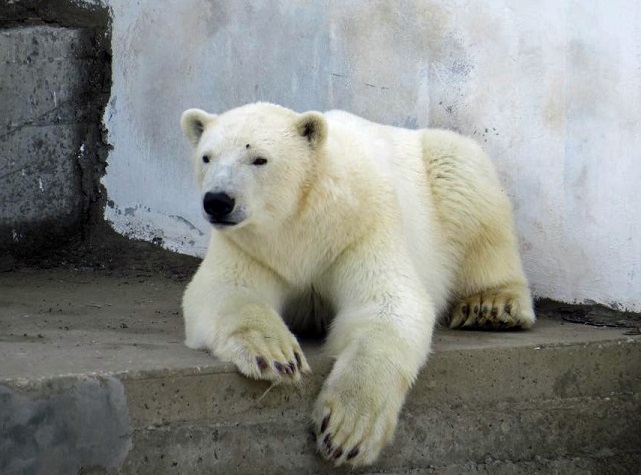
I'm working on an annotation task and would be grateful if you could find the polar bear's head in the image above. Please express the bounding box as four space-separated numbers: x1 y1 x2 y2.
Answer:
181 103 327 231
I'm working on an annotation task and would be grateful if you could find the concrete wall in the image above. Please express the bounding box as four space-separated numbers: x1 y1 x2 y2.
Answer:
0 1 111 259
100 0 641 311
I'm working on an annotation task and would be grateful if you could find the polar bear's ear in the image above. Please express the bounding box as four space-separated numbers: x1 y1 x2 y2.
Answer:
296 112 327 149
181 108 217 147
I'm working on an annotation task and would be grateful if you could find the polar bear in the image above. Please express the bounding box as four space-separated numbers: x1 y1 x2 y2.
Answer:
180 102 535 467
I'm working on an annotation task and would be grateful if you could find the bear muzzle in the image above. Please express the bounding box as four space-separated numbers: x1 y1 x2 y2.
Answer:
203 191 238 226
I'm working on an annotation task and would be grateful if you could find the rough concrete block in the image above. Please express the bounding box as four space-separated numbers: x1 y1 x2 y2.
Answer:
0 26 95 129
0 24 109 256
0 378 132 475
0 124 83 231
0 1 110 29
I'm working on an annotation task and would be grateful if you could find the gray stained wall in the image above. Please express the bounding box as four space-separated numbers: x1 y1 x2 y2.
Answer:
0 1 111 260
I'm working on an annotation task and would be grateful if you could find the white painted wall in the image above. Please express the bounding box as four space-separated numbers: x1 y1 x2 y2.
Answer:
101 0 641 311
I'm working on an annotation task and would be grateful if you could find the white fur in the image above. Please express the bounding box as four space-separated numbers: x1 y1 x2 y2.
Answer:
180 102 535 467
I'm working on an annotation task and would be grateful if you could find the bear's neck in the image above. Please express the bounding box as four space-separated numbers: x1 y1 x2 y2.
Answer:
228 166 375 287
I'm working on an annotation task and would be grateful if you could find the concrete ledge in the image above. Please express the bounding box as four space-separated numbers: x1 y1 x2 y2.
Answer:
1 269 640 474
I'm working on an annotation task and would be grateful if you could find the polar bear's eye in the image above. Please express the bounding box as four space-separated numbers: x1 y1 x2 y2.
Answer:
252 157 268 166
202 155 210 164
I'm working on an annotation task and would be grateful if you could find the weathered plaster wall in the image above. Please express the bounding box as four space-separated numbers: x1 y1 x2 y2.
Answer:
101 0 641 311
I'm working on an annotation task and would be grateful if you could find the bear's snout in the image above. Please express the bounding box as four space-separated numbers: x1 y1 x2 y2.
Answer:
203 192 236 224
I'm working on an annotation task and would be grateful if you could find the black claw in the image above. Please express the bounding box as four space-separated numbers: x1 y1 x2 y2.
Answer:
294 352 302 369
288 361 296 373
505 303 513 315
332 448 343 459
323 433 332 449
274 361 285 373
482 305 489 316
347 447 359 460
256 356 268 371
320 414 330 433
461 304 469 317
473 305 480 315
491 307 499 318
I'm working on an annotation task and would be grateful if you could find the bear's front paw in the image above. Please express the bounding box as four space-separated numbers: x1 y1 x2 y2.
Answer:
224 325 311 383
312 373 404 467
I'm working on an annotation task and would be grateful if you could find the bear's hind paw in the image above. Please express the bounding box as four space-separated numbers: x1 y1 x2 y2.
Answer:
449 286 535 330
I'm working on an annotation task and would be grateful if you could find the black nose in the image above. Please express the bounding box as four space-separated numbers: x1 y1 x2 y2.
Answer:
203 192 235 219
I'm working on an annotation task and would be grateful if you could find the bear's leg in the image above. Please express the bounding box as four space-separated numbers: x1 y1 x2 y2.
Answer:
183 249 311 383
421 129 535 330
214 301 311 382
312 246 435 467
448 234 535 330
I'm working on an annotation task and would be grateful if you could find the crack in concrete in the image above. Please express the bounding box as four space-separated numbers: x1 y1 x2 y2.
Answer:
0 97 80 140
0 165 28 181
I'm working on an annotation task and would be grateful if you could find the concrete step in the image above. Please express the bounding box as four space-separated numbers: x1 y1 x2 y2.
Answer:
1 269 640 474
